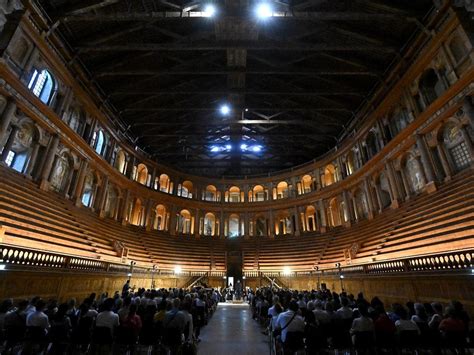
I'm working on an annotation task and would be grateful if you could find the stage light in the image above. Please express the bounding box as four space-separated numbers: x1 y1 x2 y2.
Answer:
220 104 230 115
340 275 345 279
240 144 248 151
174 265 182 274
210 146 219 152
203 4 216 17
256 3 272 18
283 266 291 275
0 264 5 271
225 144 232 150
252 145 262 152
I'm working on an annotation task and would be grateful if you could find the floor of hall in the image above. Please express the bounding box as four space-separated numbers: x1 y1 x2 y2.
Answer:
198 302 269 355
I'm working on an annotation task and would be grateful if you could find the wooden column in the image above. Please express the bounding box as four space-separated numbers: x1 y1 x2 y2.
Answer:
39 135 59 190
72 160 88 205
416 134 437 192
0 100 16 144
0 124 19 162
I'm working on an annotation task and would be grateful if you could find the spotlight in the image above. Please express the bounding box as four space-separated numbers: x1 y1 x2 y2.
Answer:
203 4 216 17
256 3 273 18
240 144 248 151
225 144 232 150
174 265 182 274
223 276 227 279
340 275 345 279
210 146 219 152
251 145 262 152
127 273 132 277
283 266 291 276
220 104 230 115
0 264 5 271
335 263 341 267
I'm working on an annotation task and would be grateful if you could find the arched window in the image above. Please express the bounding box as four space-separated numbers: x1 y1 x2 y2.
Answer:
275 211 292 235
177 209 192 234
178 180 193 198
405 155 426 193
203 213 216 236
7 123 36 174
301 175 313 194
365 131 379 158
443 124 472 171
228 214 240 237
136 163 148 185
323 164 336 187
418 69 445 107
93 130 105 155
304 205 317 232
346 151 355 175
159 174 171 193
204 185 217 201
390 108 410 136
28 69 56 105
65 108 85 134
251 185 266 202
154 204 168 231
275 181 288 199
227 186 241 202
50 152 72 193
81 172 95 207
114 149 127 174
130 198 144 226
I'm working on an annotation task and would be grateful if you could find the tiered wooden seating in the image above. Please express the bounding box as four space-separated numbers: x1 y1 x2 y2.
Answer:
241 168 474 271
0 165 472 273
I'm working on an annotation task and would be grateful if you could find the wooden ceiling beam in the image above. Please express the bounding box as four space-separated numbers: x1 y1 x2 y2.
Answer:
96 69 380 76
78 42 397 53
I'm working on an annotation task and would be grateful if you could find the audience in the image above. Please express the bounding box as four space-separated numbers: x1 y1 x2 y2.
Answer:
249 286 472 354
0 285 217 354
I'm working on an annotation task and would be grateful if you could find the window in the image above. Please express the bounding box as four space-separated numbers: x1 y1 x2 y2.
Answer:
4 151 15 166
28 69 56 104
94 131 105 155
450 143 471 170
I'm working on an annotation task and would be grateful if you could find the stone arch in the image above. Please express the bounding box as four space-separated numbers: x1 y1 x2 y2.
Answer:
178 180 193 198
154 204 168 231
177 209 193 234
130 198 144 226
275 181 289 199
50 151 74 193
327 197 342 227
114 149 127 174
136 163 148 185
323 164 336 187
203 185 218 201
304 205 317 232
159 174 172 193
226 186 241 202
103 185 119 219
275 209 292 235
353 188 369 220
203 212 216 236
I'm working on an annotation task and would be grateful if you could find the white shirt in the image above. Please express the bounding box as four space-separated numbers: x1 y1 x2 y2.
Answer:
275 310 305 342
351 316 374 333
26 311 50 330
96 311 119 330
336 306 353 320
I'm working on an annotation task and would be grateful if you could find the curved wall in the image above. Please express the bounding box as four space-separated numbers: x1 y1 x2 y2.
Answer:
0 3 473 274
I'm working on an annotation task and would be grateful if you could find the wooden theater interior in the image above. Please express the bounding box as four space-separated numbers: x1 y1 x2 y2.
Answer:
0 0 473 335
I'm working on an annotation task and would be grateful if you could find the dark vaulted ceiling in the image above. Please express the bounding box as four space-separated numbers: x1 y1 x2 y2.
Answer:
35 0 435 177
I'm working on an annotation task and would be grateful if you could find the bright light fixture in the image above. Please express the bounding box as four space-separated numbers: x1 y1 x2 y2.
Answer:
283 266 291 275
174 265 182 274
220 104 230 115
225 144 232 150
252 145 262 152
210 146 219 152
240 144 248 151
203 4 216 17
256 3 273 18
0 264 5 271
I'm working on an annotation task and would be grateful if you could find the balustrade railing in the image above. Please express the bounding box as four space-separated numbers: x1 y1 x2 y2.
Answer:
1 245 472 280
